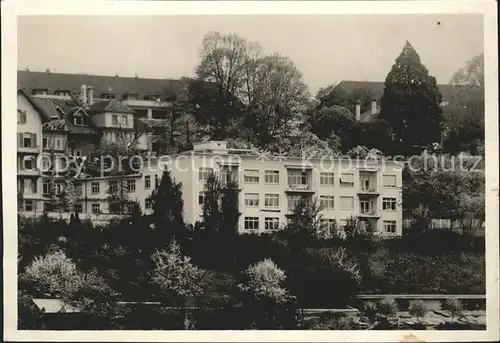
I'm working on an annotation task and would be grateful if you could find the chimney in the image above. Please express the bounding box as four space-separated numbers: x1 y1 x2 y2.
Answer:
80 84 87 105
87 86 94 105
371 99 377 115
355 100 361 121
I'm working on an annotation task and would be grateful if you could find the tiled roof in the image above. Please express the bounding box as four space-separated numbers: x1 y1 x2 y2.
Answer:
42 119 69 132
90 99 135 115
334 80 483 104
17 89 51 122
18 70 181 101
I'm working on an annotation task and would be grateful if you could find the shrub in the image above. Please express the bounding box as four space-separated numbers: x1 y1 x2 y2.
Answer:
408 300 428 322
442 298 464 323
363 301 379 323
377 297 398 319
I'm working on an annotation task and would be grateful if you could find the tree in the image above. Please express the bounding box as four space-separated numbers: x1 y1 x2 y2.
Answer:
107 179 131 214
283 197 324 244
20 250 114 313
379 41 444 156
408 300 428 323
442 298 464 323
238 258 295 329
450 54 484 88
196 32 261 139
445 54 485 154
148 170 185 243
151 240 205 329
306 105 355 149
243 54 310 148
288 132 341 159
201 173 223 233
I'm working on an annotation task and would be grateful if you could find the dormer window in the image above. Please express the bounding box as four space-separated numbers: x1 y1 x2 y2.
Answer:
100 92 116 100
32 88 48 96
123 93 138 101
144 93 160 101
74 116 83 126
54 89 70 97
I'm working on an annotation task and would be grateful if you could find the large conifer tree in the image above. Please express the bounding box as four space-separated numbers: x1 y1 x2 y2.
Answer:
148 170 185 242
379 41 443 156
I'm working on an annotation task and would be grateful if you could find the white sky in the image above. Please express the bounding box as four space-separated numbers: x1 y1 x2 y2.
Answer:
17 14 483 93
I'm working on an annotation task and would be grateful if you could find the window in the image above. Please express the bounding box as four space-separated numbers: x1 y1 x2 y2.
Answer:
145 199 152 210
24 179 34 193
244 193 259 207
75 184 82 196
287 195 303 211
91 182 100 195
264 170 279 184
43 182 50 195
383 220 397 233
74 149 82 157
244 169 259 183
23 156 35 170
340 173 354 187
122 115 128 127
42 158 50 171
244 217 259 231
18 110 27 124
74 116 83 126
288 171 307 186
112 115 118 125
91 203 100 214
320 195 334 209
25 200 33 212
144 175 151 189
321 218 337 232
320 172 335 186
265 217 280 231
264 194 279 208
55 138 62 150
74 204 82 213
127 179 136 192
54 183 63 194
383 197 397 211
108 181 117 193
42 138 48 149
127 202 135 214
339 196 354 210
198 191 205 205
360 200 374 214
383 175 397 188
198 167 214 182
23 133 32 148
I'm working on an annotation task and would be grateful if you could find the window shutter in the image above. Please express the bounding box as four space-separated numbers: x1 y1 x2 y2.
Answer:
33 179 38 193
32 133 37 148
50 137 55 149
18 133 22 148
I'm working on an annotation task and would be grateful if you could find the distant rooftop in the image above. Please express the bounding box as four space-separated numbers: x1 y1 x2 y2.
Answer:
18 70 181 101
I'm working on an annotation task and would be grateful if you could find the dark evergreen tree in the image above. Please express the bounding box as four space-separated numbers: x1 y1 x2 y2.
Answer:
219 179 241 237
148 170 185 243
379 41 444 156
201 173 223 233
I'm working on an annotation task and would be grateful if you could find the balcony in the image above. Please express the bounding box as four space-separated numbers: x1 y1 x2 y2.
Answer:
18 167 41 177
358 185 380 196
359 209 379 218
285 183 314 193
18 145 41 154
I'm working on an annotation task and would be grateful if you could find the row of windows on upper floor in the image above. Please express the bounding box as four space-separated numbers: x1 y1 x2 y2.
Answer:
197 191 397 212
198 168 398 188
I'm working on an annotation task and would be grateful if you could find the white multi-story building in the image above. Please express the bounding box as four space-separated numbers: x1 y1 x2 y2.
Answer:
157 141 403 236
